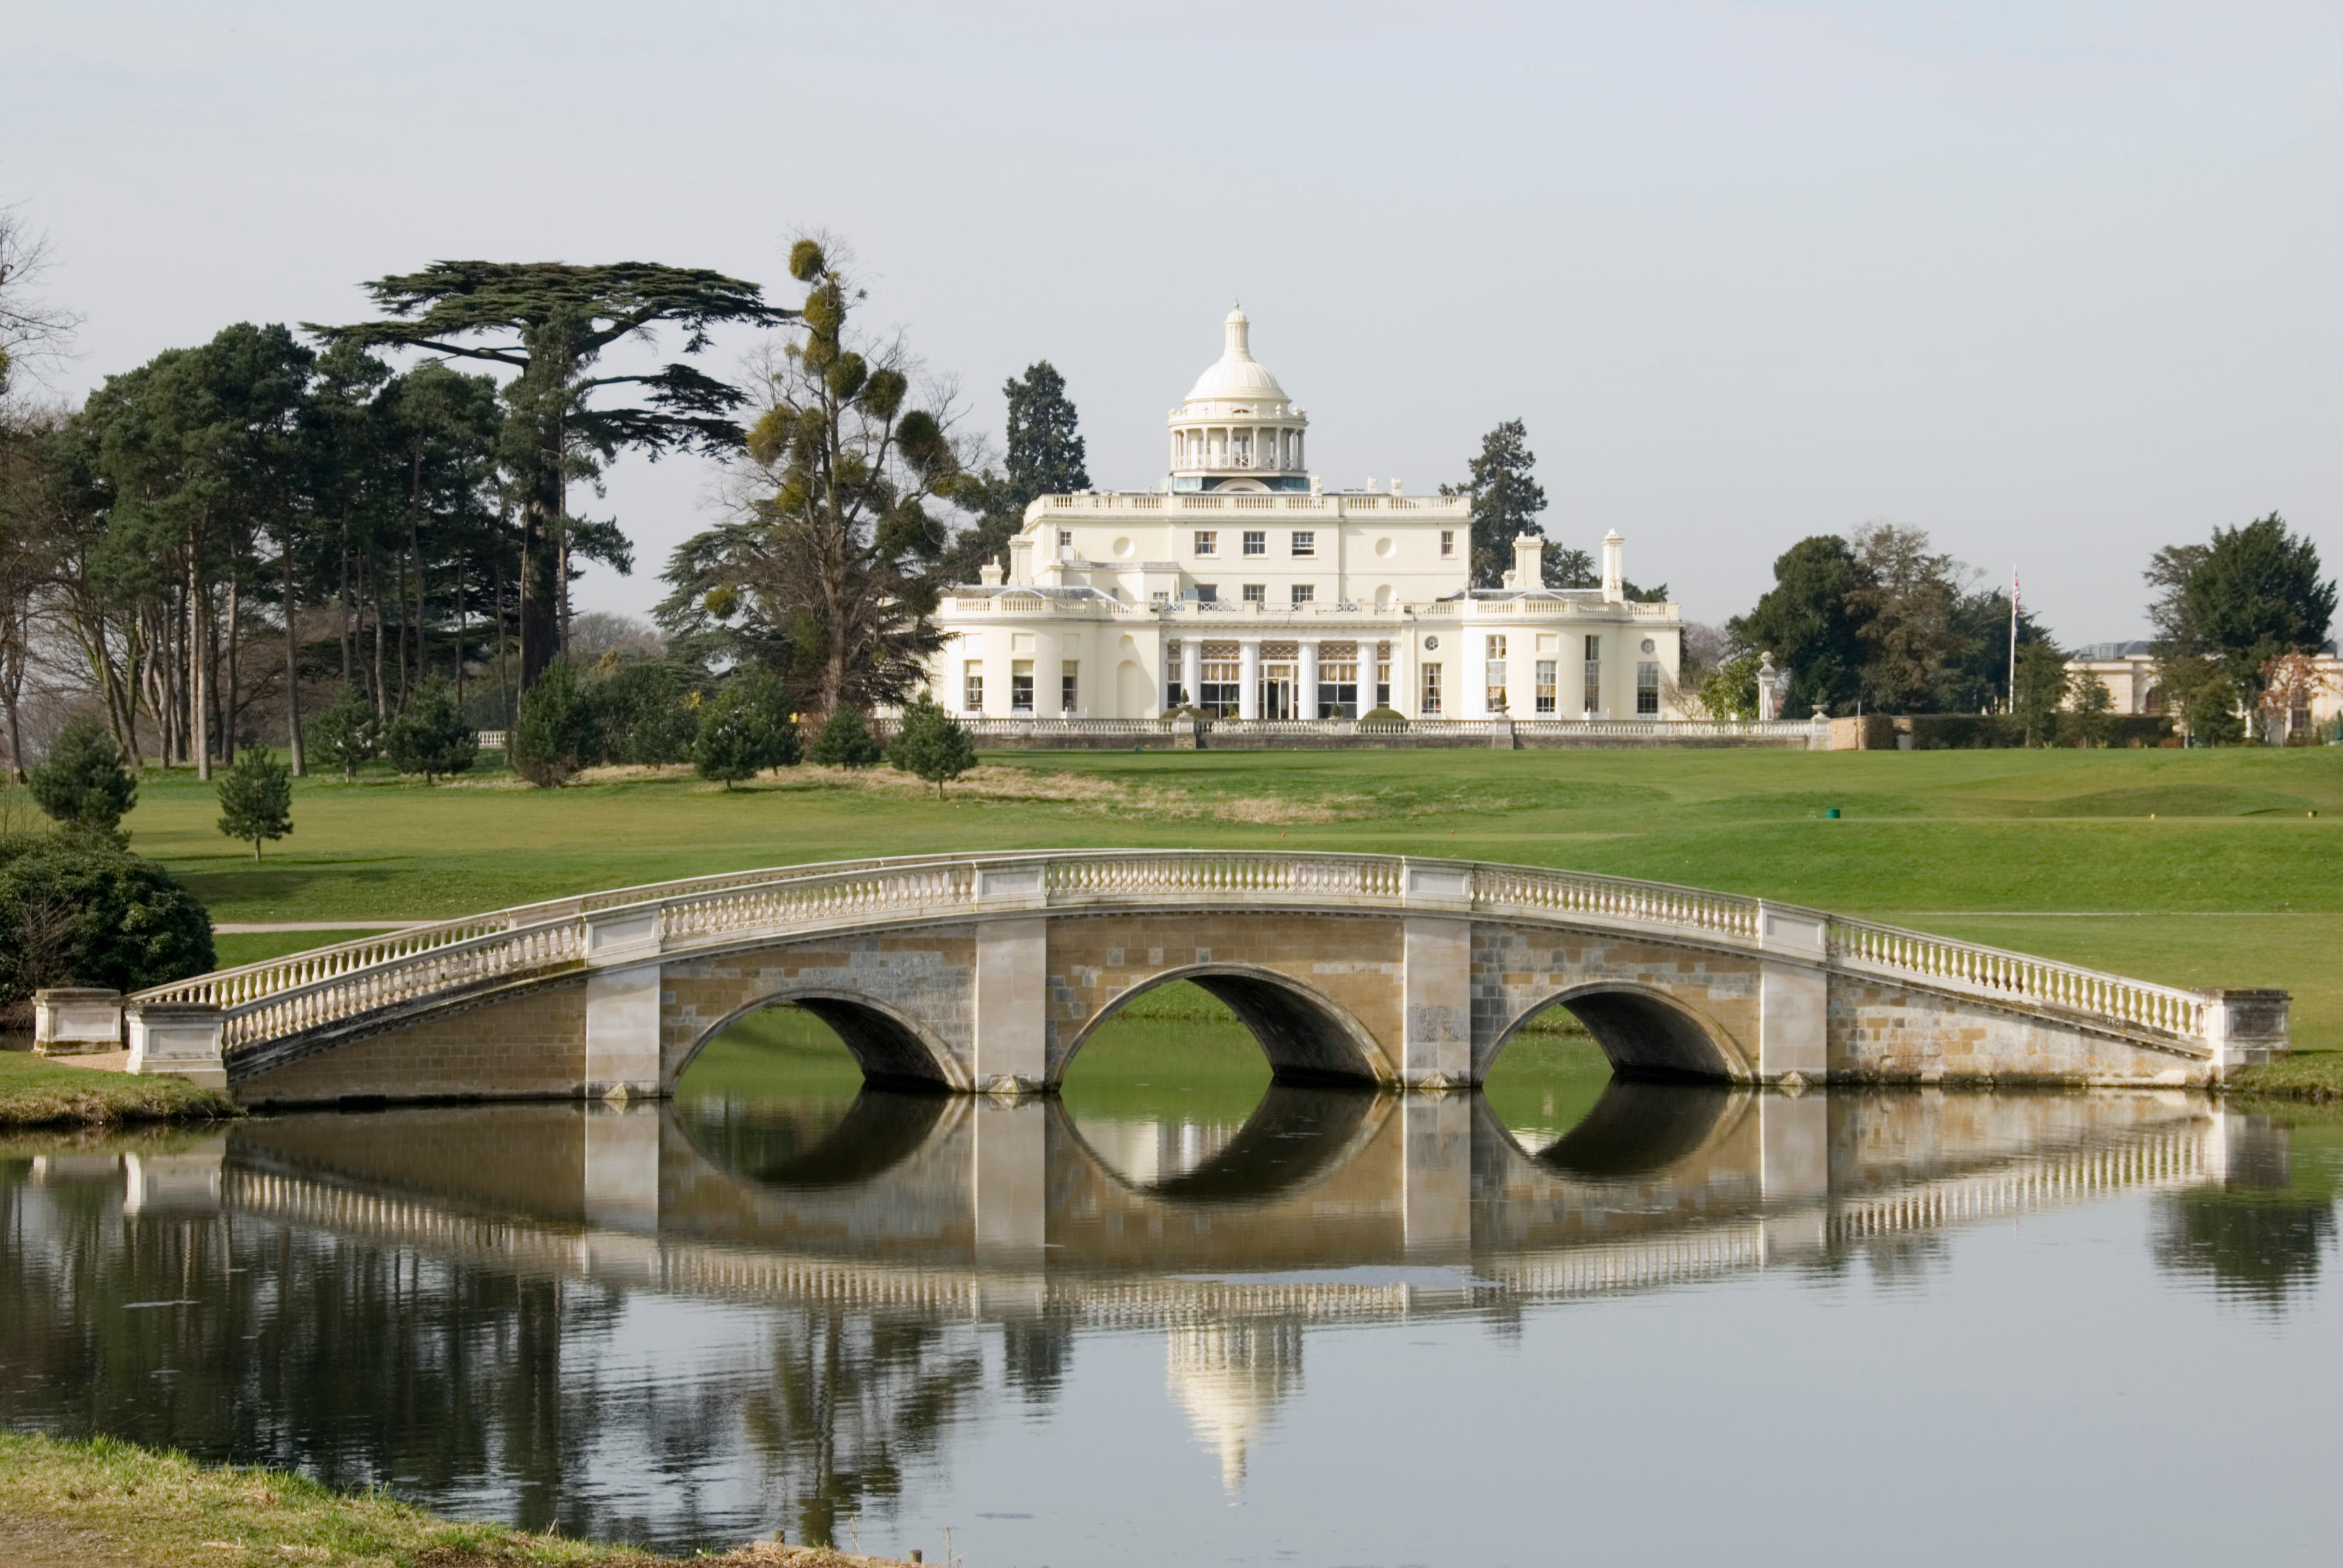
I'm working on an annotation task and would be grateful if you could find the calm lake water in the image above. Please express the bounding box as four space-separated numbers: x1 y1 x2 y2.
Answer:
4 1014 2339 1567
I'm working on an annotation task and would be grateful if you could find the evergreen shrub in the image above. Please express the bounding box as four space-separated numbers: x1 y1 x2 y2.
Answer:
809 708 883 768
385 679 479 782
26 716 137 835
0 841 214 1006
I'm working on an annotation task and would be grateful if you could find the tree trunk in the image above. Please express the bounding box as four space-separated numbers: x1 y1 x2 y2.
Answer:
283 526 306 776
371 555 388 720
223 569 241 765
188 550 211 781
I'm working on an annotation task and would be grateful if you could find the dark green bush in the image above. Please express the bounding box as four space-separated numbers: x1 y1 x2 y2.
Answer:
808 707 883 768
694 675 801 786
309 686 380 780
385 678 479 782
0 841 214 1005
589 661 700 766
888 695 977 797
508 659 599 786
27 716 137 834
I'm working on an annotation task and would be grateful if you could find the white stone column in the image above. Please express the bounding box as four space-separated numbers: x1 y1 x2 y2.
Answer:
1400 915 1473 1087
1238 639 1262 720
1463 629 1489 719
973 917 1048 1093
1602 529 1625 601
1181 639 1203 710
1298 640 1320 720
1755 902 1830 1084
585 962 664 1099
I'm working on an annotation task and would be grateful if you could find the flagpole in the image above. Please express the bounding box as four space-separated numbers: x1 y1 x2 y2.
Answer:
2007 565 2019 712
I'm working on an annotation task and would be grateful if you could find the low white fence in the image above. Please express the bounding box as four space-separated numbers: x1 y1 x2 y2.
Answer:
134 852 2218 1059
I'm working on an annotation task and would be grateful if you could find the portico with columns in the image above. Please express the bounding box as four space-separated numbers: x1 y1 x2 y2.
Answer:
925 309 1688 726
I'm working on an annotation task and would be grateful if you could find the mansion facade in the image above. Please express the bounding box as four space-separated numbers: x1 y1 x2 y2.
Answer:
920 309 1686 725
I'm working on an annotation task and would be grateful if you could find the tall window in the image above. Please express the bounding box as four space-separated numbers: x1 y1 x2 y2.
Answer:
1011 661 1034 711
1440 530 1455 557
1290 584 1315 605
1199 658 1242 717
1637 662 1661 716
1194 530 1218 556
1484 633 1509 713
1063 661 1080 713
1375 647 1392 708
1242 584 1266 604
1057 529 1073 551
1582 635 1602 715
1242 531 1267 556
963 664 984 713
1535 660 1557 714
1420 663 1443 714
1291 531 1316 557
1319 655 1359 720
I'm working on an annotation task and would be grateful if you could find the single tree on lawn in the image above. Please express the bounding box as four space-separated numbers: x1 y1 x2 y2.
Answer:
26 714 137 836
809 705 883 768
889 694 977 799
2070 668 2115 746
216 748 293 860
694 675 800 788
660 240 968 717
309 685 381 780
508 656 600 786
2011 638 2070 746
320 261 789 684
384 677 479 782
1728 535 1874 717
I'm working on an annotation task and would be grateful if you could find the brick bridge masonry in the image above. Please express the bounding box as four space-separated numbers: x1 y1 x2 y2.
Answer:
86 852 2290 1106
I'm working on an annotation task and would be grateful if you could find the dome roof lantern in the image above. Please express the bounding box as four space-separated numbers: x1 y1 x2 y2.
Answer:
1181 305 1293 408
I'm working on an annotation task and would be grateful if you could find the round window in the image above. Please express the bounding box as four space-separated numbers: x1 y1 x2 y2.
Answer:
1374 537 1397 558
1640 638 1656 654
1424 635 1440 651
1112 537 1134 558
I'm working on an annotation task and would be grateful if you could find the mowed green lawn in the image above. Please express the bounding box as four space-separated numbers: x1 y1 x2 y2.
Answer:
110 745 2341 1051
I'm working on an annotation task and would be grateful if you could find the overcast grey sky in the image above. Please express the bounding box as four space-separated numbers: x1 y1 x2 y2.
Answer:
8 1 2338 640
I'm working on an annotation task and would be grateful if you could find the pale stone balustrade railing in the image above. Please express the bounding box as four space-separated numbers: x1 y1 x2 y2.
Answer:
129 851 2224 1061
1826 916 2207 1041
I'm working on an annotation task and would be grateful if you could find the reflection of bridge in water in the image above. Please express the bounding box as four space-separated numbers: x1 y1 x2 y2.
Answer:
24 1085 2303 1514
196 1087 2276 1324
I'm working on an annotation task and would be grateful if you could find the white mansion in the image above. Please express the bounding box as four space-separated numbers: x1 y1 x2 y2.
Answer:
920 309 1687 727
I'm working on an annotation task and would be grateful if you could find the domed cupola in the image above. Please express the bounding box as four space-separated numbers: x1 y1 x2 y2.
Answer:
1166 307 1311 492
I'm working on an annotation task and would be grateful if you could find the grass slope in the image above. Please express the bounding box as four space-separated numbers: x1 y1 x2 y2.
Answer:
0 1053 240 1129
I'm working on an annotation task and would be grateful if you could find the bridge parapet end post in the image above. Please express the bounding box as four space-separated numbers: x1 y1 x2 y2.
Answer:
34 988 122 1056
2202 989 2290 1076
125 1001 227 1091
1400 859 1473 913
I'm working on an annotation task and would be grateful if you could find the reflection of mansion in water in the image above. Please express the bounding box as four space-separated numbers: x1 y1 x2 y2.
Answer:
918 309 1689 725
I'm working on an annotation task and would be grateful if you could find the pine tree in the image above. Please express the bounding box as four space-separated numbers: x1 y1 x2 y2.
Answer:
694 675 800 788
309 686 381 781
1446 420 1548 588
888 694 977 799
808 706 883 768
215 748 293 860
25 716 137 836
938 361 1090 584
384 678 479 783
507 658 599 786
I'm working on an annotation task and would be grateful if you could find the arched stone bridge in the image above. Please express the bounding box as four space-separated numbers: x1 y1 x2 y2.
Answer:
115 851 2287 1103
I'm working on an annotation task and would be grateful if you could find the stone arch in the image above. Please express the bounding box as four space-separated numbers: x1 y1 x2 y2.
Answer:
672 1089 955 1192
1479 982 1750 1083
668 988 968 1093
1056 965 1395 1088
1055 1085 1387 1207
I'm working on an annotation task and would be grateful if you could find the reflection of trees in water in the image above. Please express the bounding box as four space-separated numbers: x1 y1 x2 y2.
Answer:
0 1172 995 1552
1002 1318 1075 1404
734 1311 986 1550
2152 1194 2335 1308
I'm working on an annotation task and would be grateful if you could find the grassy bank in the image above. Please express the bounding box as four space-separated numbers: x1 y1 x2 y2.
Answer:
0 1432 916 1568
0 1051 238 1129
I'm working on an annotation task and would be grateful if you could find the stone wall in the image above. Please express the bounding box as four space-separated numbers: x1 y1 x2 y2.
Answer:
235 981 589 1106
1828 979 2209 1086
1468 925 1763 1080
